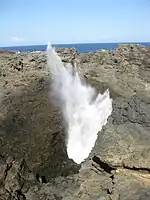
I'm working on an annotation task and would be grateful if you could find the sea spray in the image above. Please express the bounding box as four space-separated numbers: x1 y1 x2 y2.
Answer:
47 44 112 164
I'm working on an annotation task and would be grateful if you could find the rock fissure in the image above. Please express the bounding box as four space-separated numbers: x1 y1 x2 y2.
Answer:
122 163 150 173
92 156 115 174
92 155 150 175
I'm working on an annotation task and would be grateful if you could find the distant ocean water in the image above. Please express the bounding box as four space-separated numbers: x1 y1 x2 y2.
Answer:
1 42 150 53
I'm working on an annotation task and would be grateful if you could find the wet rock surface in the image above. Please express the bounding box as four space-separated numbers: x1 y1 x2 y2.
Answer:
0 44 150 199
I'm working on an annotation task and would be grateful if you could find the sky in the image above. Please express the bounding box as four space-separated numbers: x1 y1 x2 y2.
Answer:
0 0 150 46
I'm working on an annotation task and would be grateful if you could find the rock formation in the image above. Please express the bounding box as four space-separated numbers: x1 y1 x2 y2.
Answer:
0 44 150 199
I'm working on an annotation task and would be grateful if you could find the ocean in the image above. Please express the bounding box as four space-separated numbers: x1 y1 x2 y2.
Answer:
1 42 150 53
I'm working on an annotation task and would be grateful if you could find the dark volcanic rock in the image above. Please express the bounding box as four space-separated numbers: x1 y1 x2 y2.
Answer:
0 51 80 181
0 157 66 200
0 156 81 200
0 44 150 200
0 83 80 180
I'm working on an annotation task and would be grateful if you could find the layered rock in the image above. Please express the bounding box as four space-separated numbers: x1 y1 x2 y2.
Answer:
74 94 150 200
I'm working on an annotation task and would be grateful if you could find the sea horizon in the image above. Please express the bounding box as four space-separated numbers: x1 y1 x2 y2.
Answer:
1 42 150 53
1 41 150 47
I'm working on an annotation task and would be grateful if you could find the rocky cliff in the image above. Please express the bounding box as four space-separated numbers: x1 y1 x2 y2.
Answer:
0 44 150 200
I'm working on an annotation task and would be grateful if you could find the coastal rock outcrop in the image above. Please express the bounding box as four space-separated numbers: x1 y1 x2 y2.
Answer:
0 44 150 200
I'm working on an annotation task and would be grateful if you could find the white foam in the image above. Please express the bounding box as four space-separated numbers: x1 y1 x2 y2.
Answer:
47 44 112 164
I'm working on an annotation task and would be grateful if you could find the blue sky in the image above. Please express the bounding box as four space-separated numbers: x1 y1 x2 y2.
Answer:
0 0 150 46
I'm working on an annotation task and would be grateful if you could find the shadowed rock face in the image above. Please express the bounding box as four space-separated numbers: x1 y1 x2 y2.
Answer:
0 157 81 200
0 50 80 181
0 45 150 200
0 83 80 180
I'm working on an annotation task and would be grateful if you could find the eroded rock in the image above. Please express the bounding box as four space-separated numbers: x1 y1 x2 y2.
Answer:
0 44 150 200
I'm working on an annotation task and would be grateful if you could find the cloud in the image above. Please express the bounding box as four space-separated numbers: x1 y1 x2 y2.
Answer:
10 36 27 43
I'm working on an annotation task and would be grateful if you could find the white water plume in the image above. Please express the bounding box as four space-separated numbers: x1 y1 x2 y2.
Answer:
47 43 112 164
